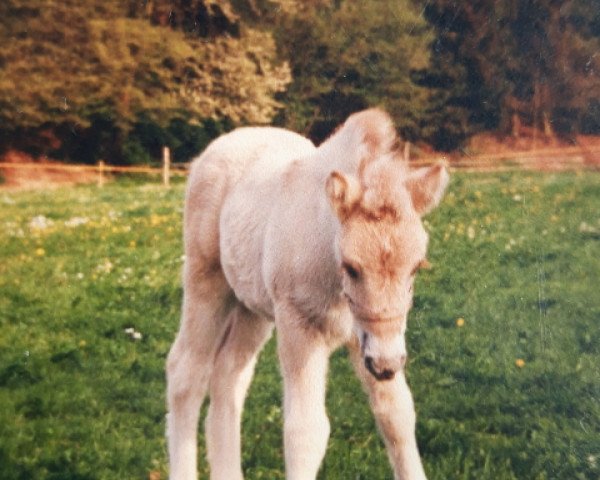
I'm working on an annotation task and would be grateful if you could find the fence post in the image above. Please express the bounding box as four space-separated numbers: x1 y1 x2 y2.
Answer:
162 147 170 187
98 160 105 187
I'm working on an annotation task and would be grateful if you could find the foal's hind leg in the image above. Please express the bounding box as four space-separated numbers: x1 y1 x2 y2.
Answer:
205 305 273 480
166 268 233 480
347 338 426 480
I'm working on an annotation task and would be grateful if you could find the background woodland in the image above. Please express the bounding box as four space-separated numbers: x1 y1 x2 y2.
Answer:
1 0 599 164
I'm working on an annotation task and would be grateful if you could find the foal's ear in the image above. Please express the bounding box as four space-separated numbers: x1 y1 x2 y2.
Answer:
405 163 449 216
326 171 362 221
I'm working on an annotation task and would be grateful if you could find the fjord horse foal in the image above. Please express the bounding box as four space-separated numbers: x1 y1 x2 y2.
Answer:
166 109 449 480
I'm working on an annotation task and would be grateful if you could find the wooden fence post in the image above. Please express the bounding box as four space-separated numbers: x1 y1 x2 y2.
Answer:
98 160 105 187
162 147 170 187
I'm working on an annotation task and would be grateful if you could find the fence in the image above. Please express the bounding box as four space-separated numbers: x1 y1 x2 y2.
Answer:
410 145 600 172
0 147 187 187
1 146 599 187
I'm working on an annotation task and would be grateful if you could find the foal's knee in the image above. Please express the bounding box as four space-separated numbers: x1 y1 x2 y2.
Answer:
370 377 417 431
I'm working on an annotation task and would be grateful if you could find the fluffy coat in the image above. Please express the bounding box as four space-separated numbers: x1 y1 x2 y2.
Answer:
166 109 449 480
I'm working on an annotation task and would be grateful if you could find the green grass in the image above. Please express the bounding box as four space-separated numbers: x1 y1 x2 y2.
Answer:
0 172 599 479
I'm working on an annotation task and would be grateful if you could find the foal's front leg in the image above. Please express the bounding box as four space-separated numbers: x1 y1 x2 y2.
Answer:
276 309 331 480
349 340 427 480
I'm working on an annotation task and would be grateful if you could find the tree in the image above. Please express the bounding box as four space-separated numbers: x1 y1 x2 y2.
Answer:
422 0 600 142
274 0 433 144
0 0 290 163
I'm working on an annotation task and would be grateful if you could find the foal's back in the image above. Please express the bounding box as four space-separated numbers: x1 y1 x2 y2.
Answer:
183 127 316 298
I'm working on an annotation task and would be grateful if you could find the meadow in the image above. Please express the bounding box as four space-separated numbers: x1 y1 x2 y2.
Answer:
0 171 599 480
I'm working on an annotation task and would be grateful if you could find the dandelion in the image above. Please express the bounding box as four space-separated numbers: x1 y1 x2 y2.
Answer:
515 358 526 368
79 340 87 348
456 318 465 327
35 247 45 256
76 272 84 280
149 471 161 480
513 194 522 202
129 240 137 248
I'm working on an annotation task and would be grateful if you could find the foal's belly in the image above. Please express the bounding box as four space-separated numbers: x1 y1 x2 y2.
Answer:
218 162 286 319
219 200 275 318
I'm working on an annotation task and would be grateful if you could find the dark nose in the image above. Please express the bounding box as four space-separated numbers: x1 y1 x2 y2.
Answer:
364 354 406 381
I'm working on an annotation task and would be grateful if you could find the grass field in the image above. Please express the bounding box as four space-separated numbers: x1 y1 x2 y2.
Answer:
1 172 599 480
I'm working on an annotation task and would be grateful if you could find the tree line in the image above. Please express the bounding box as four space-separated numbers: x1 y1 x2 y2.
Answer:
1 0 598 164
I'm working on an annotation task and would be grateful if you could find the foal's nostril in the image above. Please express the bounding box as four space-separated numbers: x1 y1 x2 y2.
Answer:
364 356 396 382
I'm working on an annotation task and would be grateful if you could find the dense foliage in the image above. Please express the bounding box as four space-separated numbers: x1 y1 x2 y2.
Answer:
0 0 599 161
0 0 288 163
422 0 600 146
274 1 433 143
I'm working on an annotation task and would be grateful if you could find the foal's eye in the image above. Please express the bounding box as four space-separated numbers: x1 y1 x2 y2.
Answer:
342 262 360 280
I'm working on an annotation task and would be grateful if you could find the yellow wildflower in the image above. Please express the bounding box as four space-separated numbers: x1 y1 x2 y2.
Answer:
515 358 525 368
456 318 465 327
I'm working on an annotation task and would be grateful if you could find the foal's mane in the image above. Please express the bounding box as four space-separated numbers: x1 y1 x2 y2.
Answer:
321 108 413 222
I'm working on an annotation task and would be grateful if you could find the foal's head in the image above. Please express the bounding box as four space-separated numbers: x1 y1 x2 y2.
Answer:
325 115 448 381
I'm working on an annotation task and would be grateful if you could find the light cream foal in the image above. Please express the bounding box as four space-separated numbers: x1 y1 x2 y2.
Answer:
166 109 449 480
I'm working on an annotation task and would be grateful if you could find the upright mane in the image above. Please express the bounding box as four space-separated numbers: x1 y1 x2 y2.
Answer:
320 108 413 222
357 158 412 222
317 108 400 177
